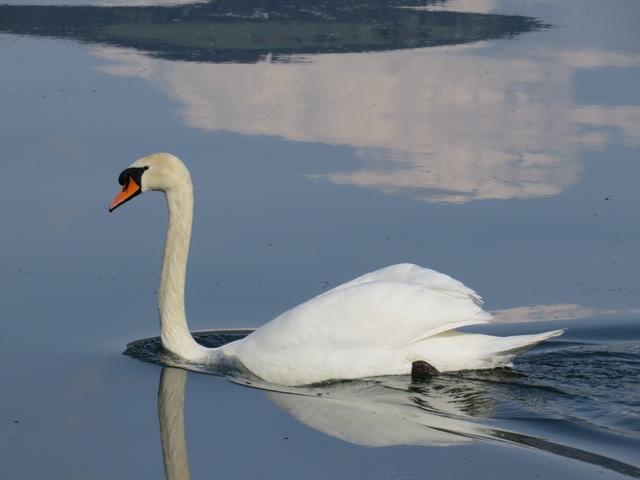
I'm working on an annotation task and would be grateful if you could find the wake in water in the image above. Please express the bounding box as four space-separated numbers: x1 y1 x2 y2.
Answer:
126 324 640 478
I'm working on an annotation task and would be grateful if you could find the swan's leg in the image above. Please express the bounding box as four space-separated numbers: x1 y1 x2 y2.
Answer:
411 360 440 380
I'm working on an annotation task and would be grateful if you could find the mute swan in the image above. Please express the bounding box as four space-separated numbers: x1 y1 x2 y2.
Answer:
109 153 562 386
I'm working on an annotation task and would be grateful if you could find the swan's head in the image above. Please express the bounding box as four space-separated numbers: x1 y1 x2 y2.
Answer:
108 153 191 212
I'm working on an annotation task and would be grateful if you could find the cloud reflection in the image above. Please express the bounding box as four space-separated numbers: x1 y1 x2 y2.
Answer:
491 303 640 323
491 303 596 324
2 2 638 203
93 41 640 203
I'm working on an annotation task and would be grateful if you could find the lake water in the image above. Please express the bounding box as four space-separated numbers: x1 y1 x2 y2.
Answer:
1 1 639 478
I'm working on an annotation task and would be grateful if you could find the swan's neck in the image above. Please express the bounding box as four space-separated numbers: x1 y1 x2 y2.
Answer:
159 183 208 360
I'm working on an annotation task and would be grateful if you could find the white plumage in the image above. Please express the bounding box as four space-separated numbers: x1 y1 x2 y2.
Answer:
110 153 563 386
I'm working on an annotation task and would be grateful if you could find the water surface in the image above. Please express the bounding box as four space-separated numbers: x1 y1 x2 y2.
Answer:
1 0 639 478
124 324 640 477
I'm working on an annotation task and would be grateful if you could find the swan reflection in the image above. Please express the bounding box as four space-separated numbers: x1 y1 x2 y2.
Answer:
159 368 192 480
264 376 492 447
157 362 640 479
156 367 493 480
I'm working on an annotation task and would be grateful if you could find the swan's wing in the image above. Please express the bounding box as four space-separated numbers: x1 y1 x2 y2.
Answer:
323 263 484 306
228 264 491 369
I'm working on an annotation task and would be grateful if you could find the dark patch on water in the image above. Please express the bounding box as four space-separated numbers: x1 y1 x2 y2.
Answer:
0 2 546 64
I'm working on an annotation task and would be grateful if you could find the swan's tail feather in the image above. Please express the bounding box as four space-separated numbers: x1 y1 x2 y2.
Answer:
405 329 564 373
490 329 565 358
408 310 493 346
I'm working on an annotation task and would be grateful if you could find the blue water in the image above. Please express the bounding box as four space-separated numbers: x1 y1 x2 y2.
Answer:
0 0 638 479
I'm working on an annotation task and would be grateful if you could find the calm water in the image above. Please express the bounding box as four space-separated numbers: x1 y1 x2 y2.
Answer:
1 0 639 478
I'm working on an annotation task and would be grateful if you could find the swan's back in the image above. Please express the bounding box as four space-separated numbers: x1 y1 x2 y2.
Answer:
324 263 484 305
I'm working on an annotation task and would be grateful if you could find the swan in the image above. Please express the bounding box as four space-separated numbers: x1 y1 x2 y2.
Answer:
109 153 563 386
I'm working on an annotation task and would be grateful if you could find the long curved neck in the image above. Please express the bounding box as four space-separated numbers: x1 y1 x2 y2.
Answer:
159 182 207 359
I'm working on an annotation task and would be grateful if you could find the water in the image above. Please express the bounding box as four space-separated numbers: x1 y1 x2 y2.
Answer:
124 327 640 477
1 0 639 478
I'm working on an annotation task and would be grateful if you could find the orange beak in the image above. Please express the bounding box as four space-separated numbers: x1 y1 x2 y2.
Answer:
109 177 141 212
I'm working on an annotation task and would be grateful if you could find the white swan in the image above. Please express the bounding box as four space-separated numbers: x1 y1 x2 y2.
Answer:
109 153 563 386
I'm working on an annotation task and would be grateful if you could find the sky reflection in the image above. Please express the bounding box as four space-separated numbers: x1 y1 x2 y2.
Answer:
5 1 638 203
83 6 640 203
